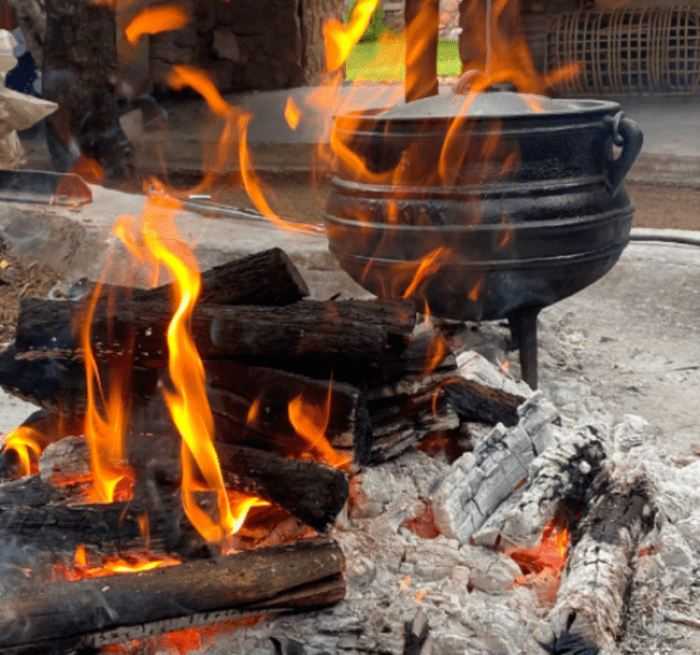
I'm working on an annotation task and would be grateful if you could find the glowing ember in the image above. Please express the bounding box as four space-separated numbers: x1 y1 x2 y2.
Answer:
505 518 570 580
55 545 181 581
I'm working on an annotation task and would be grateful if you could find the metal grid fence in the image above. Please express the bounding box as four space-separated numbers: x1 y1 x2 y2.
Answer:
546 6 700 95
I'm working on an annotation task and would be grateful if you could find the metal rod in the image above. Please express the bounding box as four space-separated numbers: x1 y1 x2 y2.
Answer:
507 306 541 390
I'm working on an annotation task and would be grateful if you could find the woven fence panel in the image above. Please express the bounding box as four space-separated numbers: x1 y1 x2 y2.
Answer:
546 6 700 95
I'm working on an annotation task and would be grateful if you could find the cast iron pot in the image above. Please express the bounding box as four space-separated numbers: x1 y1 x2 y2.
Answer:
324 90 643 324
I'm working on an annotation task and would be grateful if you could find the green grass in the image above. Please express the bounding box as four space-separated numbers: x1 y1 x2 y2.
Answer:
345 37 462 81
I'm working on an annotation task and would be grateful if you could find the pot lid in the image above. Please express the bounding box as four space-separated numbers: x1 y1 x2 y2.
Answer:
372 89 620 121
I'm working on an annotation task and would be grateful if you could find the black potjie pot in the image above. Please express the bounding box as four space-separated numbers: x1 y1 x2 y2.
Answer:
324 90 643 388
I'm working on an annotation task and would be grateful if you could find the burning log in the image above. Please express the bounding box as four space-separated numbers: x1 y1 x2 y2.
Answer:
0 536 345 655
431 394 560 544
547 470 655 653
215 443 349 533
368 373 460 463
205 360 372 464
13 298 415 375
472 428 607 550
74 248 309 307
0 476 188 557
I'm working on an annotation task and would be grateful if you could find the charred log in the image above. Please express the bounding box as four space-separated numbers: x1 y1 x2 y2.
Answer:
368 373 460 463
14 298 415 377
442 377 524 427
75 248 309 307
215 442 349 533
206 360 371 464
0 536 345 655
547 470 656 653
0 477 189 557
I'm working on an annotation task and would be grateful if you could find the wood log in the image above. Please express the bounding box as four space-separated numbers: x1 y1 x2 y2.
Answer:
547 470 655 653
0 476 192 557
206 360 371 465
442 377 524 427
14 298 416 378
0 536 345 655
472 427 606 550
42 0 133 180
73 248 309 307
368 373 459 463
215 442 349 533
431 394 560 544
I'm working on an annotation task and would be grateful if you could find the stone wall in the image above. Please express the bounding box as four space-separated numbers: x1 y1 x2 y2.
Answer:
144 0 343 95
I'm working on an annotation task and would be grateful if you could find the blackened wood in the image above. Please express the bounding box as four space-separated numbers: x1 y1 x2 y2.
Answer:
442 377 524 427
374 331 457 383
368 373 460 463
15 298 416 372
42 0 133 180
206 360 371 464
215 442 349 533
0 537 345 655
0 477 188 556
80 248 309 307
547 471 655 652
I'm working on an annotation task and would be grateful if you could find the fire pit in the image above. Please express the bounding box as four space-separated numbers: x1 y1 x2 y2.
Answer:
325 88 643 389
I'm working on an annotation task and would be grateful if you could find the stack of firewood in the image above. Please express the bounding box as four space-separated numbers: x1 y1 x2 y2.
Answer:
0 247 529 654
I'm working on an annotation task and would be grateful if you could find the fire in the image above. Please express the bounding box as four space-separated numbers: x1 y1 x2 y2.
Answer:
166 65 318 235
2 426 45 476
323 0 381 73
125 5 190 45
287 386 351 470
56 545 181 581
284 97 302 130
504 518 570 584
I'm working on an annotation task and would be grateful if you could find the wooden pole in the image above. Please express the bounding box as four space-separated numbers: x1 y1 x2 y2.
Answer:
405 0 439 102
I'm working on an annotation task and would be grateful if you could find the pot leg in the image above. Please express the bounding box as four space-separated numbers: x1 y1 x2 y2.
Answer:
507 306 541 390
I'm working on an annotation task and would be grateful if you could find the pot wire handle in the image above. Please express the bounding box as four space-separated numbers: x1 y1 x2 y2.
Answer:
604 111 643 196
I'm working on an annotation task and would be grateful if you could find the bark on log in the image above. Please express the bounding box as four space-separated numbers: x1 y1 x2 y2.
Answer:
15 298 416 377
206 360 371 465
78 248 309 307
547 471 655 653
215 442 349 533
442 377 524 427
0 476 189 557
42 0 133 180
4 0 44 66
0 537 345 655
368 373 459 463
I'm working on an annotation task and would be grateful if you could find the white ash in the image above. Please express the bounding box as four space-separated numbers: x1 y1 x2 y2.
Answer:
38 435 91 483
430 393 559 545
457 350 533 399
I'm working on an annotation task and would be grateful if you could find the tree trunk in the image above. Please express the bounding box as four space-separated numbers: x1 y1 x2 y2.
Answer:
4 0 44 66
42 0 133 180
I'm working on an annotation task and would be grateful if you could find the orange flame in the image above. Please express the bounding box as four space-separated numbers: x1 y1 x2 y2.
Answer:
79 280 134 504
401 247 452 300
125 5 190 45
60 545 181 581
287 385 351 470
166 65 319 235
323 0 381 73
506 518 570 580
284 97 302 130
2 427 44 476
